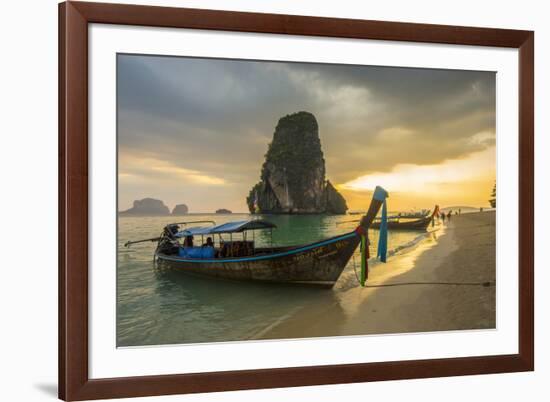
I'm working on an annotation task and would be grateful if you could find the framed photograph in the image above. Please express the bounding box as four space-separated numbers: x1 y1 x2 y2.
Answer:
59 1 534 400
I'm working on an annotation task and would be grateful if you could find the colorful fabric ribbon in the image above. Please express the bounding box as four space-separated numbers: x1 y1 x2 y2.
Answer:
377 199 388 263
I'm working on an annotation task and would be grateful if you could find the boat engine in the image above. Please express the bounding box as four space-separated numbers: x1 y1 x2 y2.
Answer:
155 224 181 255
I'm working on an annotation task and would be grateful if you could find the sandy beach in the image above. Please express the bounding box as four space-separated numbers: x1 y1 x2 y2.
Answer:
254 211 496 340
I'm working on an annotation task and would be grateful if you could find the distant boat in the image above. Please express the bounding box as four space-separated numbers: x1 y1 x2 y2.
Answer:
370 206 438 231
124 187 389 288
370 215 433 230
398 209 430 219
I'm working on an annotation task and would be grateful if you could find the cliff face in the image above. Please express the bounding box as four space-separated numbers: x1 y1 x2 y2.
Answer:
247 111 348 214
324 180 348 214
120 198 170 216
172 204 189 215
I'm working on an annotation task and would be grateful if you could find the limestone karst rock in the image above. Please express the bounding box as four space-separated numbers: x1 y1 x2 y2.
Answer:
172 204 189 215
247 111 348 214
324 180 348 215
120 198 170 216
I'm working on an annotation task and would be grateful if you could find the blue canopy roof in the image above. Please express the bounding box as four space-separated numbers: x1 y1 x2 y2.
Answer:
175 219 276 237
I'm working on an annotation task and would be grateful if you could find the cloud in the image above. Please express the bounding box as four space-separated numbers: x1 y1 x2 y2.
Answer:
117 54 496 211
340 146 495 194
119 154 227 186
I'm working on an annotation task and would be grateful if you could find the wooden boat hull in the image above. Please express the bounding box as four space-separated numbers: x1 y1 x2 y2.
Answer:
156 232 360 288
370 216 433 231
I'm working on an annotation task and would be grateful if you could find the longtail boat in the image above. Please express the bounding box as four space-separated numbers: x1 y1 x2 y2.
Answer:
124 186 389 288
369 205 439 231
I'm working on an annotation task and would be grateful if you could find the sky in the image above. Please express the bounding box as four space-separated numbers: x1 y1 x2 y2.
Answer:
117 54 496 213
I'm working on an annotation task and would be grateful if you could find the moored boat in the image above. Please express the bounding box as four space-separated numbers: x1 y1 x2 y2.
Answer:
370 215 432 230
370 205 439 231
124 186 389 288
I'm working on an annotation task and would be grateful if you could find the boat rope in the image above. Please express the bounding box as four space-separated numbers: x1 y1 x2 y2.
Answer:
364 281 494 288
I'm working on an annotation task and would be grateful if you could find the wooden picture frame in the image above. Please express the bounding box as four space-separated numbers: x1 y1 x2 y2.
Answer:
59 1 534 400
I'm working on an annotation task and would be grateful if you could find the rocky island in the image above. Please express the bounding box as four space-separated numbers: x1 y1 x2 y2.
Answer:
172 204 189 215
215 209 232 214
119 198 170 216
247 111 348 214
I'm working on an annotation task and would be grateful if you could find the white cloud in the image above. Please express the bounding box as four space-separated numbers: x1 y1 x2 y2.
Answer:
119 155 227 186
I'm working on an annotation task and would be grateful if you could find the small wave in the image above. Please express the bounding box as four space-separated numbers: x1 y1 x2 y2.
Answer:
244 306 305 340
387 229 438 257
335 228 441 291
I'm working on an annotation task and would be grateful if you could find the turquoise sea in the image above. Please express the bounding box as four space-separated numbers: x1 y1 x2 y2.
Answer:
117 213 430 346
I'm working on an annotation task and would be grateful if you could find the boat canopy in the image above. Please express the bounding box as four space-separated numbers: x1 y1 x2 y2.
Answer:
175 219 277 237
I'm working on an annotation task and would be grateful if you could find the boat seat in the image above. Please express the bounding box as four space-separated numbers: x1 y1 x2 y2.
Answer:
178 246 215 259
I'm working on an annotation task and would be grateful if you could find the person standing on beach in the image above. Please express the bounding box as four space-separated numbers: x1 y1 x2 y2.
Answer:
447 211 452 221
441 212 446 223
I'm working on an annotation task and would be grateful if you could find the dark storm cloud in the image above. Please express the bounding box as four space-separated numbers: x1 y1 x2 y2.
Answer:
275 62 496 181
117 54 495 210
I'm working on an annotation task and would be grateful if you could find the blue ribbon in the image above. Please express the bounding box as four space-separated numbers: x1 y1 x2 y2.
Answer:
377 199 388 263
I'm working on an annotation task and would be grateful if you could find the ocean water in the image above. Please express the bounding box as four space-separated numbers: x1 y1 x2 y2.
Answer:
117 213 432 346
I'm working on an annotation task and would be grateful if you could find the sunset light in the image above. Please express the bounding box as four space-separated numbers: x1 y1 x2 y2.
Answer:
341 146 495 197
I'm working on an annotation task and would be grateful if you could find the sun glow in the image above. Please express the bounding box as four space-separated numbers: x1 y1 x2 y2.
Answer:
342 147 495 193
339 147 495 210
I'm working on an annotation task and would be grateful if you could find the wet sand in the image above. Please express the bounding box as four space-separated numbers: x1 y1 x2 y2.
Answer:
254 211 496 340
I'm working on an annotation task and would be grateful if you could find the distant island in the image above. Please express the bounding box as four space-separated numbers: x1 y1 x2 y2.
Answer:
119 199 191 216
215 208 232 214
119 198 170 216
246 111 348 214
172 204 189 215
